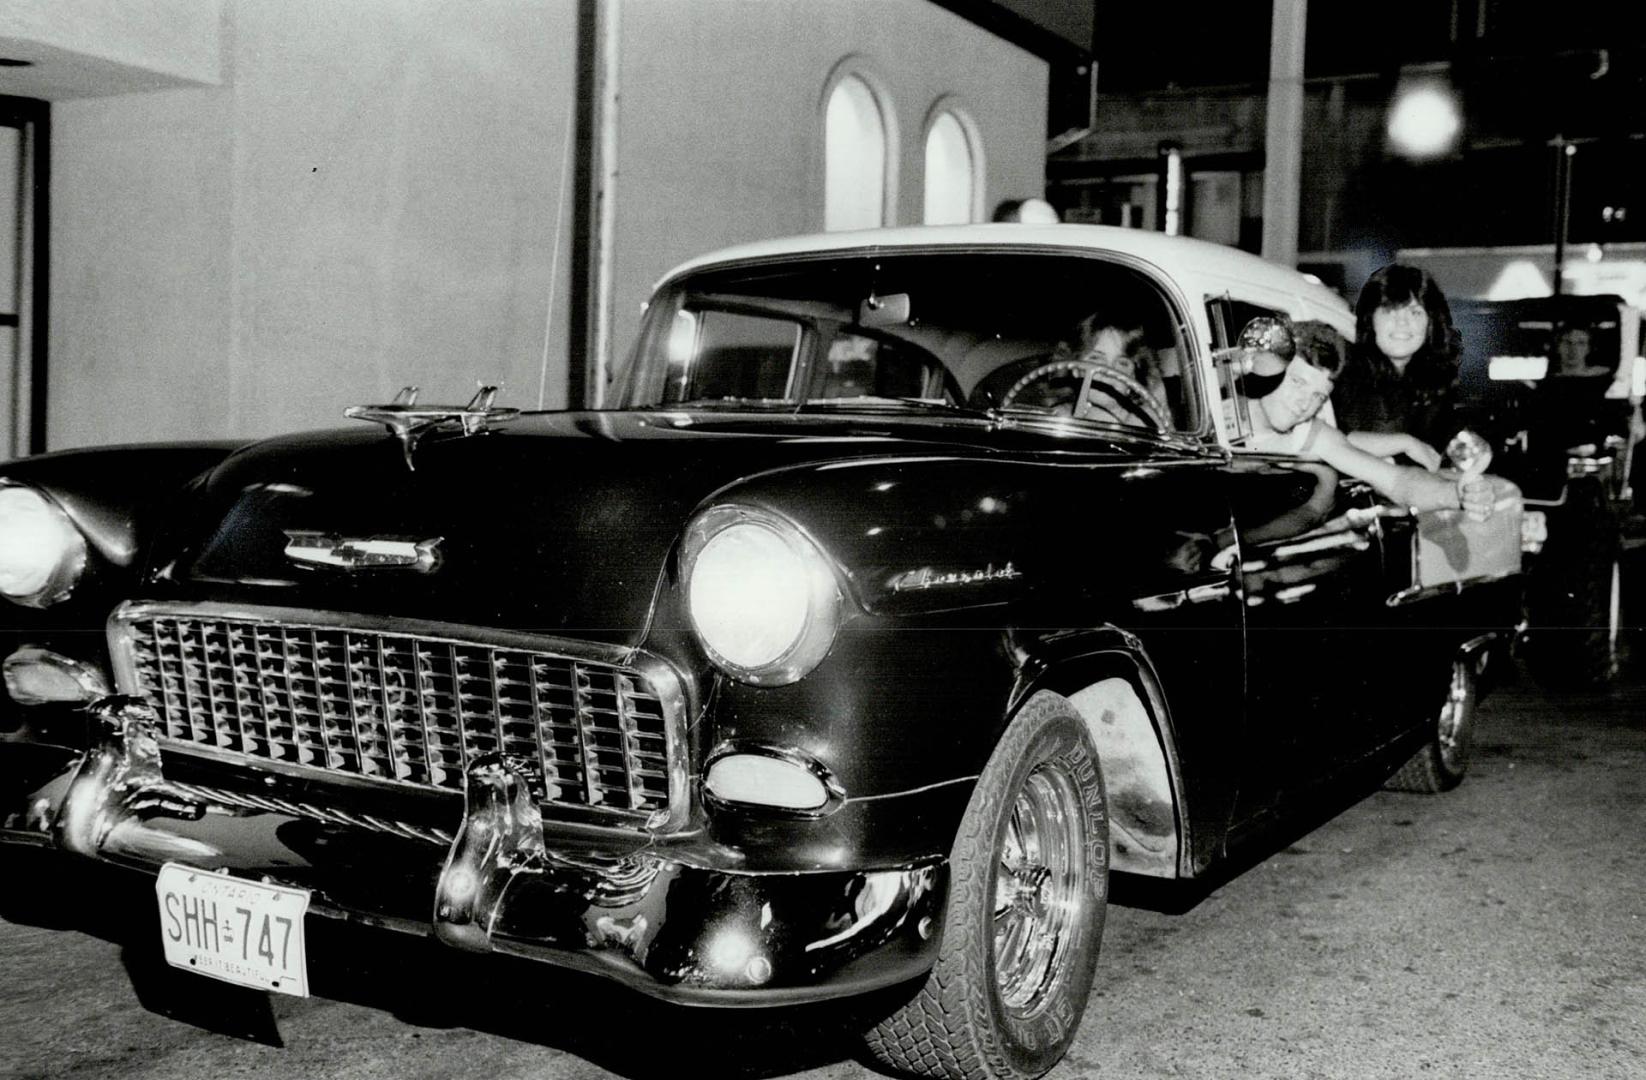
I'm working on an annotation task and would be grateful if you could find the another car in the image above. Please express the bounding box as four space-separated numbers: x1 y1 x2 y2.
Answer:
1453 293 1644 684
0 225 1525 1080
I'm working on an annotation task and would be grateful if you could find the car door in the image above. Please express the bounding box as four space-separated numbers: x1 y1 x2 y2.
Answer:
1227 461 1392 804
1205 297 1393 821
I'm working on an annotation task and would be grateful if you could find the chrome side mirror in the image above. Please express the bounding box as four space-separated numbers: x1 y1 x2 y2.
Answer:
1237 316 1296 361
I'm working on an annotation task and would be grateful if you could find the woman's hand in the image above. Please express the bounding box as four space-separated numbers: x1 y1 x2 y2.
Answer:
1402 435 1444 471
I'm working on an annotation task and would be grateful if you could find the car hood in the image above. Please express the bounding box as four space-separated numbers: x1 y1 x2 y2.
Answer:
148 410 1152 643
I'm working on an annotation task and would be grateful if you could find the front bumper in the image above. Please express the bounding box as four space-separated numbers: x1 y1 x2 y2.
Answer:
5 696 946 1006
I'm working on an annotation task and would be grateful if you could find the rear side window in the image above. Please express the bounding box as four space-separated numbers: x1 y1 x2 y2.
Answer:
812 331 945 402
664 309 802 403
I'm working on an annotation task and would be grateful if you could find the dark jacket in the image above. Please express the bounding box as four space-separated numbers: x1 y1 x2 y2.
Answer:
1333 348 1461 451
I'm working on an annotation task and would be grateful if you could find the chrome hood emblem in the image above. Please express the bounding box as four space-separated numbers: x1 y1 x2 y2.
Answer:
284 532 443 573
345 385 520 471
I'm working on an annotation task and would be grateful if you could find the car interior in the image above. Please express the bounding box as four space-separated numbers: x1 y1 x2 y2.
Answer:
630 252 1204 436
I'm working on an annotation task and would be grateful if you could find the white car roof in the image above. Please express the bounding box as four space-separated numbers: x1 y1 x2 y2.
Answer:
656 223 1352 330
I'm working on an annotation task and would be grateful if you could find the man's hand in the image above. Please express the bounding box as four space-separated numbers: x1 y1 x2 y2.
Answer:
1458 476 1495 523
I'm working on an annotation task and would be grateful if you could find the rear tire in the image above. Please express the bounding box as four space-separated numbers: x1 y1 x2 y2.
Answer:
861 692 1108 1080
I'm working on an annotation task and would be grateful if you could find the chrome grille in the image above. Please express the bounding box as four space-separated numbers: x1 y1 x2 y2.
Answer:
114 610 677 821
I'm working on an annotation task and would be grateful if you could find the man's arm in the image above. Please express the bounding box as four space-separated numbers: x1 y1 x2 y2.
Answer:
1310 423 1492 519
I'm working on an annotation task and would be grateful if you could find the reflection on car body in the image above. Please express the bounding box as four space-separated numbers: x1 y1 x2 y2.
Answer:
0 225 1527 1080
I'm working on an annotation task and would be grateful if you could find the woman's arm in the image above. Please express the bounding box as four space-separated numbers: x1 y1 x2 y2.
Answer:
1343 430 1442 470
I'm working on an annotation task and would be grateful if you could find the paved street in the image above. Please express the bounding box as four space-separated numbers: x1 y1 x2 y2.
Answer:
3 661 1643 1080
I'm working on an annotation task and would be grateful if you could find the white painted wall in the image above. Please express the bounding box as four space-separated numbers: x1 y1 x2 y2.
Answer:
44 0 1049 449
611 0 1049 370
51 0 572 448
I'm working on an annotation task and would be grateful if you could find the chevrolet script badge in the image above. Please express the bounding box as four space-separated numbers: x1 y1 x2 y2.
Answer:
284 532 443 573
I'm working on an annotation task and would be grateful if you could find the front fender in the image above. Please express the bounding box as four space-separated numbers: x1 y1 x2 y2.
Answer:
1009 629 1215 879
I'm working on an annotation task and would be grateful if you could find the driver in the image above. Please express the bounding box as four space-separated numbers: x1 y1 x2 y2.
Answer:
1056 313 1170 423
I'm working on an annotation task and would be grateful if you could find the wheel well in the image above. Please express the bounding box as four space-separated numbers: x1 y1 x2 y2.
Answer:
1063 677 1179 878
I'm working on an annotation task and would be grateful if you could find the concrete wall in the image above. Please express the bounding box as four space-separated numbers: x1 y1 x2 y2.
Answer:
50 0 572 449
611 0 1049 367
46 0 1048 450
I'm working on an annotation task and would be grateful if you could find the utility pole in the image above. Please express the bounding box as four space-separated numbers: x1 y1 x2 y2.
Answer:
1262 0 1307 265
1552 136 1575 296
569 0 621 409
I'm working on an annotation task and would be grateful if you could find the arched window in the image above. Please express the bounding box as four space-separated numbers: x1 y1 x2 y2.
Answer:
824 74 888 231
922 109 978 225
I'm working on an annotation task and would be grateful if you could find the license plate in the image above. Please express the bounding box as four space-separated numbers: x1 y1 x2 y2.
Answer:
155 863 311 997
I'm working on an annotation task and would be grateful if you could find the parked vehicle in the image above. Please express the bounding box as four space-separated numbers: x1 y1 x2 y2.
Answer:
1453 294 1644 684
0 226 1525 1080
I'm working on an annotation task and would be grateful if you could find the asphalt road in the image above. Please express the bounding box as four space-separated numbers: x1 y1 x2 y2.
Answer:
3 663 1643 1080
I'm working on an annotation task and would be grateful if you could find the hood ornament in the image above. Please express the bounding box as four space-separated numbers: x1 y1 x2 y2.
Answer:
345 385 520 471
284 532 443 573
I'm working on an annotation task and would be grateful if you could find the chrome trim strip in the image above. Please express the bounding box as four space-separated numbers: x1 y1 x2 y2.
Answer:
1385 570 1520 608
106 600 691 833
164 781 457 846
844 774 981 803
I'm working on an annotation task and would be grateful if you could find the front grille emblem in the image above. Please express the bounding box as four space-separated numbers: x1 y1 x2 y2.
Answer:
345 385 520 471
284 532 443 573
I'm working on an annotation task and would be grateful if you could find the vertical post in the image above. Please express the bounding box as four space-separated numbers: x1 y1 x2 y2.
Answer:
1157 141 1185 236
569 0 621 410
588 0 622 408
26 105 47 456
1262 0 1307 265
1552 136 1575 296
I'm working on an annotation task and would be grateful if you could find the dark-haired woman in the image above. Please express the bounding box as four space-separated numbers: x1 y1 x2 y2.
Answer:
1333 264 1463 453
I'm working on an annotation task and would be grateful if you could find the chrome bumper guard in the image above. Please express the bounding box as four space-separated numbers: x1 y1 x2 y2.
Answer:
39 696 945 1005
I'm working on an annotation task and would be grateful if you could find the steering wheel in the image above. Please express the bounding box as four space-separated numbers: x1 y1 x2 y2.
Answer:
999 358 1170 432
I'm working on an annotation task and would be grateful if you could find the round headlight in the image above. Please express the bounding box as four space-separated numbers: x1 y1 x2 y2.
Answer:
683 506 840 685
0 484 87 608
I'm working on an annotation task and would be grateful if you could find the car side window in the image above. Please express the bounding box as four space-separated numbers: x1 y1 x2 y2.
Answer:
665 309 803 403
811 331 947 402
1206 298 1286 353
1207 297 1290 448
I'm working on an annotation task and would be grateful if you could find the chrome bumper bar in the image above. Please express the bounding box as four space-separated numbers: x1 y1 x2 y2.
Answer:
23 696 946 1006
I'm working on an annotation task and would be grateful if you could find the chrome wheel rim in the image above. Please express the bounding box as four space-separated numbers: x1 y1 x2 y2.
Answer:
1436 660 1475 775
993 760 1088 1015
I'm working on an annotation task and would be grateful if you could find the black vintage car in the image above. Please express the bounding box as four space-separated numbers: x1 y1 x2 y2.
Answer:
1452 293 1644 684
0 226 1525 1080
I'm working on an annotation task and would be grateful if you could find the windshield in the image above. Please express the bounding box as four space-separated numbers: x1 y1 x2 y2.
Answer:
615 250 1204 435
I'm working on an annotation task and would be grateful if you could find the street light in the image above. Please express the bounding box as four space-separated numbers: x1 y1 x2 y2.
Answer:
1386 77 1462 160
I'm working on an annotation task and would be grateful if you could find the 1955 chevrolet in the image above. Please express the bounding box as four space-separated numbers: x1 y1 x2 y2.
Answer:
0 225 1525 1080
